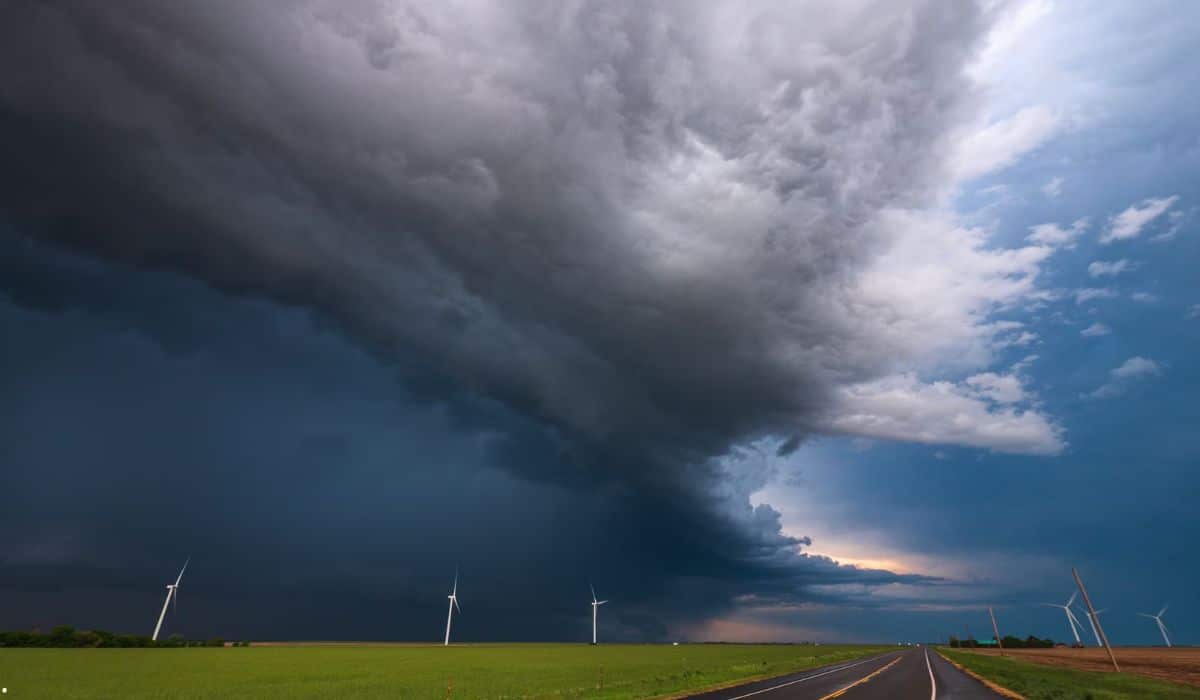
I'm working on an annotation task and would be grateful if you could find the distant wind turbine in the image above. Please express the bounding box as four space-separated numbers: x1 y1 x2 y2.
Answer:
1082 608 1106 647
1138 604 1172 647
444 570 461 646
590 585 608 645
152 558 189 642
1041 591 1084 645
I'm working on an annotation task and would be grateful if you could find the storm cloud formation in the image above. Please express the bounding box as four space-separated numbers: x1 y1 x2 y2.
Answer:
1 1 1059 639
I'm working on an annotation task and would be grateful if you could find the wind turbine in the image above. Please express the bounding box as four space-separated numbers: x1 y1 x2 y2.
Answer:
1138 605 1172 647
1081 608 1107 647
1041 592 1084 646
152 558 189 642
590 585 608 645
444 570 461 646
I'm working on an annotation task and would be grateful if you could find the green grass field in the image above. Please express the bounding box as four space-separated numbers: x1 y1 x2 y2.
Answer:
938 648 1200 700
0 643 889 699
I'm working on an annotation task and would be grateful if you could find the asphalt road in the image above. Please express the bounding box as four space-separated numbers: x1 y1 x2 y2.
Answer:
686 646 1005 700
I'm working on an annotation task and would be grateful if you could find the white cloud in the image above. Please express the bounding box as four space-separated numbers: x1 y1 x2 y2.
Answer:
826 374 1064 456
850 208 1054 378
969 0 1055 83
965 372 1027 404
1087 259 1133 278
1131 292 1158 303
1113 357 1161 379
1041 176 1063 198
951 105 1061 184
1011 354 1040 374
1189 304 1200 320
1150 209 1189 243
1080 322 1110 337
1073 288 1118 304
1102 196 1180 243
1027 218 1087 248
1085 356 1163 399
1005 331 1039 347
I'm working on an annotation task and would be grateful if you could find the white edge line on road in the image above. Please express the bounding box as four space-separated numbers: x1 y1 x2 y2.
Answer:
924 646 937 700
721 652 899 700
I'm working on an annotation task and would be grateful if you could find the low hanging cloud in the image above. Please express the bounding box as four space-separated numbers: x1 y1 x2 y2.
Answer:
1041 176 1064 198
0 0 1071 634
1102 196 1180 243
1080 322 1111 337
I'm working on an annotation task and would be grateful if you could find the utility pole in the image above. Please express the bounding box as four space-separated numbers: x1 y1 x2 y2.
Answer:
988 607 1004 656
1072 567 1119 672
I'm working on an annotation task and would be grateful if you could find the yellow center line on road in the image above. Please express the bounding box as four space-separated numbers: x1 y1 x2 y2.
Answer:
721 653 901 700
817 655 903 700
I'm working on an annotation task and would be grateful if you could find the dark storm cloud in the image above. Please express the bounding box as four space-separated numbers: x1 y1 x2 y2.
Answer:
0 1 990 637
0 233 934 640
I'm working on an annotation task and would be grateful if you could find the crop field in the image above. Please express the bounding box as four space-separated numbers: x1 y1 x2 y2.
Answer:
965 646 1200 687
940 648 1200 700
0 643 889 699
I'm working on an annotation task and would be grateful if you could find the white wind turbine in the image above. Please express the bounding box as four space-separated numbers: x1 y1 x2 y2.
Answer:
152 558 189 642
443 570 461 646
1041 591 1084 646
1138 604 1172 647
590 585 608 645
1081 607 1107 647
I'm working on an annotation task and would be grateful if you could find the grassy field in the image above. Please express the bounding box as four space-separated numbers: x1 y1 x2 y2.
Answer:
939 648 1200 700
0 643 889 699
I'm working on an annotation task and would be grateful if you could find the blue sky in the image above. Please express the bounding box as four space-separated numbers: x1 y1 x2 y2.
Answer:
0 0 1197 645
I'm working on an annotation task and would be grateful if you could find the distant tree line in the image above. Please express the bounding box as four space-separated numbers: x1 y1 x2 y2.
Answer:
0 626 250 648
947 634 1054 648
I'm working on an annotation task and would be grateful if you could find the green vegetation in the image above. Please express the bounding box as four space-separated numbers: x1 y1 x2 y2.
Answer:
939 648 1200 700
0 643 888 699
946 634 1054 649
0 626 232 648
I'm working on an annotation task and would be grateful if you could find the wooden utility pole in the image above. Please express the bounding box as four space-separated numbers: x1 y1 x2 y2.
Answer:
988 607 1004 655
1072 567 1119 672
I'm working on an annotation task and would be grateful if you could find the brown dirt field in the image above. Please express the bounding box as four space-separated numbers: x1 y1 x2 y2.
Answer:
968 647 1200 687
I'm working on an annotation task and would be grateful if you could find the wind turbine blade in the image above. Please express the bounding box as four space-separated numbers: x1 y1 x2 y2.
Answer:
598 600 608 605
454 597 461 614
1066 591 1077 607
175 558 190 586
1138 613 1156 619
590 584 597 604
452 569 458 597
1158 604 1169 617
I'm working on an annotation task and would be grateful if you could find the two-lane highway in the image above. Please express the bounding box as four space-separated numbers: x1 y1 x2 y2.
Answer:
686 646 1005 700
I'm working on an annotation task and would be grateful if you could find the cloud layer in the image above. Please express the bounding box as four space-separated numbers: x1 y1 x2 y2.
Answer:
0 0 1080 637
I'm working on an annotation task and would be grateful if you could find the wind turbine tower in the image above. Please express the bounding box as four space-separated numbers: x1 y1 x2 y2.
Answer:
590 585 608 645
152 558 189 642
444 571 461 646
1041 592 1084 646
1083 608 1106 647
1138 605 1172 647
